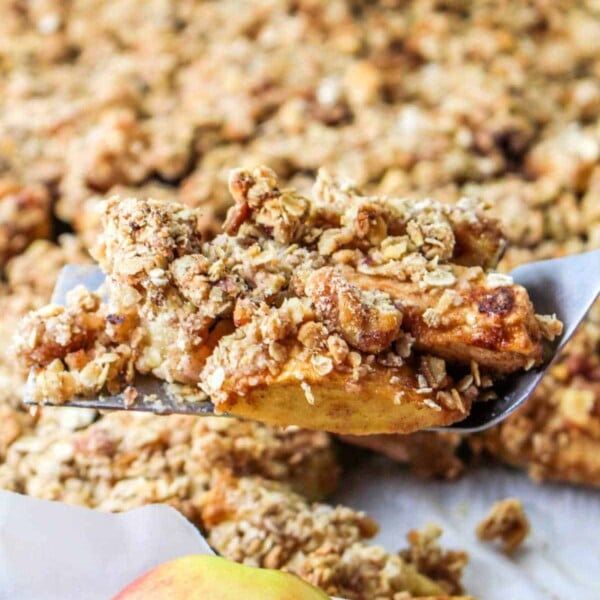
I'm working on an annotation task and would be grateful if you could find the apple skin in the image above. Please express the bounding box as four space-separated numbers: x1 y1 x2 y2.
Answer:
113 554 331 600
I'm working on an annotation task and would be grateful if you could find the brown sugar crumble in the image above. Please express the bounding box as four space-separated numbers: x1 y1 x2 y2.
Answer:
476 498 530 556
480 301 600 487
401 524 469 595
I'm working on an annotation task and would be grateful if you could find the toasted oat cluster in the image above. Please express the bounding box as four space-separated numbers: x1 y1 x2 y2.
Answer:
0 411 338 509
17 167 561 433
0 406 466 600
476 498 530 556
0 236 90 409
201 472 468 598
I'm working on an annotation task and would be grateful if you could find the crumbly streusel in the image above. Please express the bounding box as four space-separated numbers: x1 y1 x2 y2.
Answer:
476 498 530 556
201 471 468 599
0 236 90 409
0 412 338 509
480 301 600 486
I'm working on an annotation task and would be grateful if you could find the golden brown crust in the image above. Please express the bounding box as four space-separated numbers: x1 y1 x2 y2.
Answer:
218 351 474 435
342 268 547 373
306 266 404 355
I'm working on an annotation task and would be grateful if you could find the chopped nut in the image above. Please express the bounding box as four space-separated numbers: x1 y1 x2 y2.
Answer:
306 267 403 354
421 355 447 389
326 335 349 365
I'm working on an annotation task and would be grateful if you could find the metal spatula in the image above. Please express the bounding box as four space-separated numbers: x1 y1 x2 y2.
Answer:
24 249 600 432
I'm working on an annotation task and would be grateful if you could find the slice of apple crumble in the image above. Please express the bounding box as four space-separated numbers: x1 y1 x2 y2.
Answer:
16 167 561 434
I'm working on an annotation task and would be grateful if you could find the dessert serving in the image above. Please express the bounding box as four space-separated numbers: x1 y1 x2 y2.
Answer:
17 167 561 434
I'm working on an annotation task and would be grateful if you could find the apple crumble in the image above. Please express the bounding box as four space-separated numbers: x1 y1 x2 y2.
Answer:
17 167 561 434
0 222 472 599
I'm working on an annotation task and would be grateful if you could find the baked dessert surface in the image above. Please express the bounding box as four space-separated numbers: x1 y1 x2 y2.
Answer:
0 1 599 597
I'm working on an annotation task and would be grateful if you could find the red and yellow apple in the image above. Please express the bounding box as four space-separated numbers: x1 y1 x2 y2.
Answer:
113 554 331 600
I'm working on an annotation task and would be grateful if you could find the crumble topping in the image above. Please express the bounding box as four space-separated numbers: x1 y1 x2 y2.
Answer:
0 412 339 508
0 2 599 597
481 300 600 486
476 498 530 556
200 471 467 599
306 266 403 355
400 524 469 595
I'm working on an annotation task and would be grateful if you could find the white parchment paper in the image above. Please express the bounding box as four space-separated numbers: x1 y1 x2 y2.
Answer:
0 490 212 599
333 459 600 600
